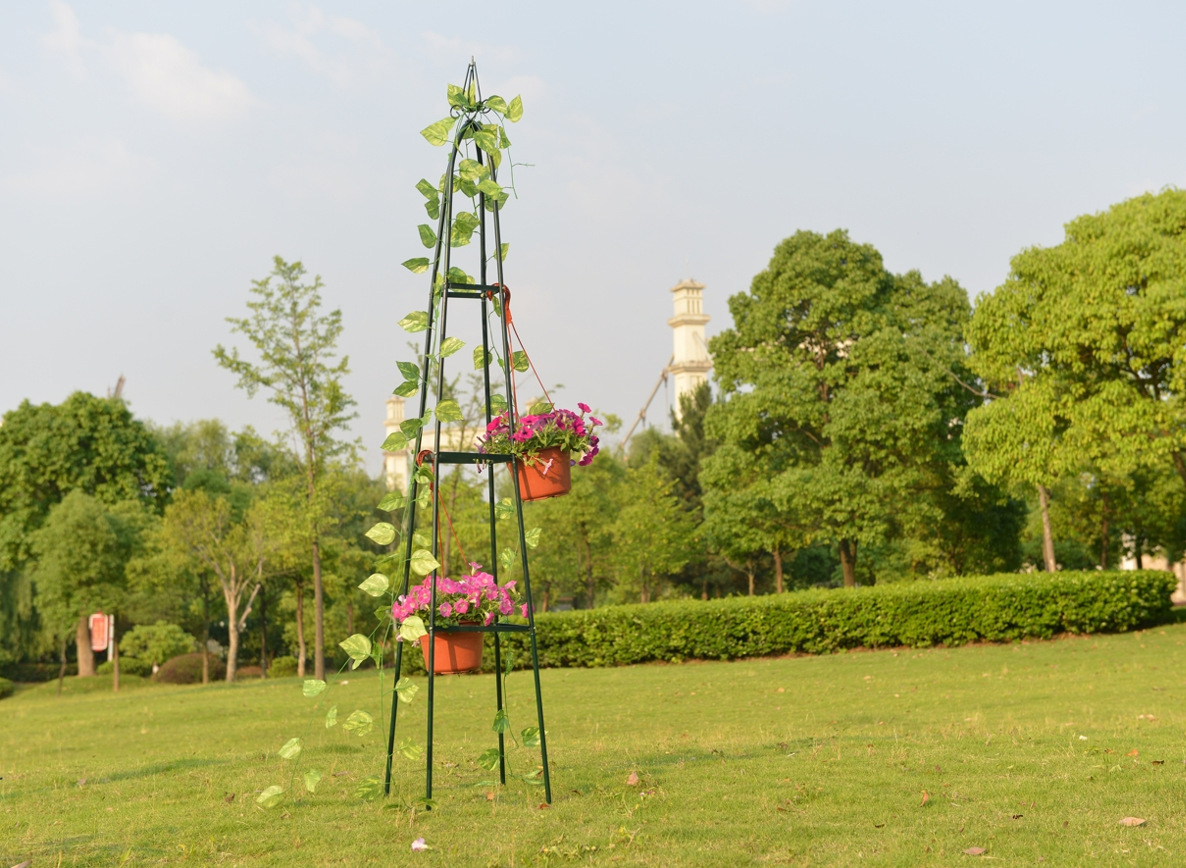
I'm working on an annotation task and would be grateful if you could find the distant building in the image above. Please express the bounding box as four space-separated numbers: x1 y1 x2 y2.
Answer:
382 395 473 492
667 278 712 419
387 278 714 478
1118 539 1186 604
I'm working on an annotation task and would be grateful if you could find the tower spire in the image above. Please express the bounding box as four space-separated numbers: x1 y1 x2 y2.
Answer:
667 278 711 420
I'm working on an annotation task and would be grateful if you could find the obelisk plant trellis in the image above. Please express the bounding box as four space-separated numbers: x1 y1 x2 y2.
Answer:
381 61 552 804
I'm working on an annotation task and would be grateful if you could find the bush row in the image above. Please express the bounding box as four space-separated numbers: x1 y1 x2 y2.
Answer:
483 570 1176 669
0 661 77 683
0 677 14 699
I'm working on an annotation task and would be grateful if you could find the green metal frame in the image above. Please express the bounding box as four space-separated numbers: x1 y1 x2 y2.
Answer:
383 61 552 806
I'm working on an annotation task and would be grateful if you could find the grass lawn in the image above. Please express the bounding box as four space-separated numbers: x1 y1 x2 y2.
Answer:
4 623 1186 866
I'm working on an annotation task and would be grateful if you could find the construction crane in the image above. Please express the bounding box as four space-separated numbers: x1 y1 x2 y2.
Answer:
619 355 673 452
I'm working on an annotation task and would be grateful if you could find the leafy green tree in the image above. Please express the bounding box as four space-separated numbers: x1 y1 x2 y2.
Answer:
0 392 171 663
152 419 295 490
628 385 738 597
965 189 1186 569
156 490 272 682
29 491 150 679
528 449 626 609
214 257 357 680
706 230 977 587
609 455 697 603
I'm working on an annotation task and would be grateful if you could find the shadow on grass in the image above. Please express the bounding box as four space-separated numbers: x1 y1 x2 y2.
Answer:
100 756 228 783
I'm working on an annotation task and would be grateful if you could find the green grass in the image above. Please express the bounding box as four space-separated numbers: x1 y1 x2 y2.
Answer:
5 625 1186 866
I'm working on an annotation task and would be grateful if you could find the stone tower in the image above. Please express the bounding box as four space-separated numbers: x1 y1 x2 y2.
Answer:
383 395 410 492
667 278 711 419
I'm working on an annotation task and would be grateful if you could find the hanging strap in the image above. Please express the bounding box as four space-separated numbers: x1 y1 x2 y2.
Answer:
415 450 470 568
488 284 553 412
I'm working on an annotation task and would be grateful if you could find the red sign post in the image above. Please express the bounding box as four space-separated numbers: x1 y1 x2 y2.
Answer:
89 612 110 653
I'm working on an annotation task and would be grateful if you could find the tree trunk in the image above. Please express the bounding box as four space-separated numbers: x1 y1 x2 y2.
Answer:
259 588 268 678
201 579 211 685
582 535 595 608
111 620 120 693
1100 511 1109 570
1172 450 1186 490
746 564 755 596
839 539 857 588
773 545 784 594
639 567 650 604
57 635 68 696
295 580 307 678
1038 484 1057 572
701 576 708 601
1136 536 1145 570
346 596 354 636
225 587 239 683
312 537 326 681
76 614 96 677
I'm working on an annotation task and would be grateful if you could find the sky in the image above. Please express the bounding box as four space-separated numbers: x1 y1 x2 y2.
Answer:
2 1 1184 474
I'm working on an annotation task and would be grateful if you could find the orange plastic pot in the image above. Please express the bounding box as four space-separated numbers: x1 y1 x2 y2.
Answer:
516 447 572 502
420 627 483 675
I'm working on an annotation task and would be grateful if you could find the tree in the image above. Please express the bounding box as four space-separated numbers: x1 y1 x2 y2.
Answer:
214 257 357 680
157 490 270 682
529 448 625 609
706 230 978 587
29 491 149 682
0 392 171 664
964 189 1186 569
609 455 697 603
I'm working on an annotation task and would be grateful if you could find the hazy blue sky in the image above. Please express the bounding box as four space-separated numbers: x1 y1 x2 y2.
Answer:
2 1 1183 472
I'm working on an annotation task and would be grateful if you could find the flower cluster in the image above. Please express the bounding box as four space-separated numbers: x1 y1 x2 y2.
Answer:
392 564 528 628
478 402 603 466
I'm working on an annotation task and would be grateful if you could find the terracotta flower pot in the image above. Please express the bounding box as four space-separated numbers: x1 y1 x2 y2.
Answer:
516 447 572 501
420 627 483 675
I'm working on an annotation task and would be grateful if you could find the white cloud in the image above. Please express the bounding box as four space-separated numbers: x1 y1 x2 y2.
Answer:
254 4 391 87
39 2 255 123
103 31 255 123
41 0 88 78
502 74 547 109
0 137 151 198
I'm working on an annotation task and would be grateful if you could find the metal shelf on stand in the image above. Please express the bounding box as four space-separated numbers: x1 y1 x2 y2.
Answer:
382 60 552 806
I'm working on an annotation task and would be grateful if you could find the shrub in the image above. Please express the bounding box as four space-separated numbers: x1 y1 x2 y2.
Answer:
268 656 300 678
154 653 226 684
121 622 195 666
97 657 153 678
0 677 14 699
0 662 77 682
490 570 1176 669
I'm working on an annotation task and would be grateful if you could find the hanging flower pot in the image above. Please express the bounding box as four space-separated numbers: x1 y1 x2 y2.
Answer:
393 568 529 675
420 626 483 675
479 404 603 502
516 446 572 502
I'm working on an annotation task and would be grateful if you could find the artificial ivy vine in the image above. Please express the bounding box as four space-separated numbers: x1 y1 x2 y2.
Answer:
258 75 539 810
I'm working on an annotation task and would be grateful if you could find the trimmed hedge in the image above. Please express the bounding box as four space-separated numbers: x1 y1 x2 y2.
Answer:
492 570 1176 669
97 657 153 678
269 656 300 678
154 653 226 684
0 662 77 683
